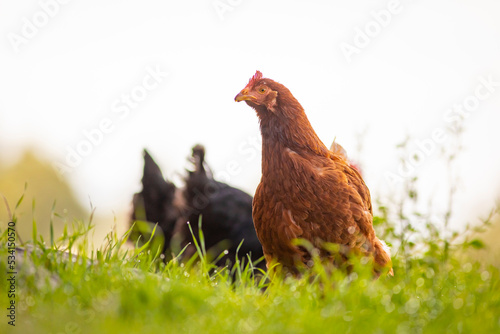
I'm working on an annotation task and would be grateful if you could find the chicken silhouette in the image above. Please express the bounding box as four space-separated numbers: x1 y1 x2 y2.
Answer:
174 145 265 270
130 146 264 270
131 150 181 252
235 71 392 276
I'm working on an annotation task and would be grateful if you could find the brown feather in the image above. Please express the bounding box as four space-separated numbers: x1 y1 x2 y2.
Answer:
236 71 393 276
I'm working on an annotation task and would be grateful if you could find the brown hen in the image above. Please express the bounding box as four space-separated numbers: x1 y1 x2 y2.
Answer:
235 71 392 276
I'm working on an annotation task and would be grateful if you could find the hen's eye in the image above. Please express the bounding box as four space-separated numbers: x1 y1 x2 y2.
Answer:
258 87 267 94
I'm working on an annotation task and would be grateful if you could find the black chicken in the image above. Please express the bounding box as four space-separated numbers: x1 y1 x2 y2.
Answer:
174 145 265 270
130 145 264 271
131 150 181 251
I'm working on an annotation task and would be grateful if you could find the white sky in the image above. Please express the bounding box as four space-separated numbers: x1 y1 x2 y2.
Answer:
1 0 499 229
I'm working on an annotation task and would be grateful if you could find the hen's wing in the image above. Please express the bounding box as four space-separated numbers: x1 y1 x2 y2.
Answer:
329 157 392 274
340 161 373 215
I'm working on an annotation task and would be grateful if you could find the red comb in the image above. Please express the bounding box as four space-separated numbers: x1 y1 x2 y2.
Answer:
247 70 263 87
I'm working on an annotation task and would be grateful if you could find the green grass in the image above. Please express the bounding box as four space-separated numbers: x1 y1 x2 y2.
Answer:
1 208 499 334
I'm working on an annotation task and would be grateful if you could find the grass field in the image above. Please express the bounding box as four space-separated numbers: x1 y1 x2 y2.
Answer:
1 157 500 334
1 203 499 334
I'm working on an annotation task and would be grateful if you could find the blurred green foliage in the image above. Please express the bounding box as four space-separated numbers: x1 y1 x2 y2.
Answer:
0 150 88 241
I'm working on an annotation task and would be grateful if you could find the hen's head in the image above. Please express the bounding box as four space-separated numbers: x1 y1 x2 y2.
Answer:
234 71 280 112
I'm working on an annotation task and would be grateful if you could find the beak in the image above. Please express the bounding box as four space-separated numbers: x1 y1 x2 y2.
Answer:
234 89 256 102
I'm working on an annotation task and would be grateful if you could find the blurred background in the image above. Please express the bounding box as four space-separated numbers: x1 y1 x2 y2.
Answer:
0 0 499 248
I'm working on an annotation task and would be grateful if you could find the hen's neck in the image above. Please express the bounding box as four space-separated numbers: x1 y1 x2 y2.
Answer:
258 104 330 176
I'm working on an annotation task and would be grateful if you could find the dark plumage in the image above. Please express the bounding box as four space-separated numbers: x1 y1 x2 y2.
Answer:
175 145 265 270
131 150 180 251
130 145 265 270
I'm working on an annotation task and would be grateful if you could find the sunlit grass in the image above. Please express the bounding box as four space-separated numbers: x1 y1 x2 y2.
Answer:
0 202 499 334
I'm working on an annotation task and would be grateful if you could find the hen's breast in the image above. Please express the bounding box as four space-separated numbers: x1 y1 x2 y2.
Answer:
254 146 371 269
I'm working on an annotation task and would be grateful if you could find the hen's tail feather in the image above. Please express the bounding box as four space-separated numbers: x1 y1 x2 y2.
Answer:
143 149 166 183
373 238 394 276
329 140 349 161
131 149 180 252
